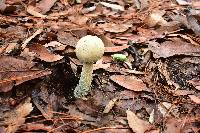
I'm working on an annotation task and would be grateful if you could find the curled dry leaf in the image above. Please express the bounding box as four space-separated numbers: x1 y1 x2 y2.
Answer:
0 56 51 92
110 75 150 92
0 70 51 92
29 44 63 62
126 110 151 133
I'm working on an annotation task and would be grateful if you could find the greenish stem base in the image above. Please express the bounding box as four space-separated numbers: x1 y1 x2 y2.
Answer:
74 63 93 98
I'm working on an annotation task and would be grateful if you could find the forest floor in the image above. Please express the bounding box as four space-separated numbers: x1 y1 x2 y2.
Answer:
0 0 200 133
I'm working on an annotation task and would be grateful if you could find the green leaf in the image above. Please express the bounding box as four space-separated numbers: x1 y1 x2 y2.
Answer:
111 54 127 61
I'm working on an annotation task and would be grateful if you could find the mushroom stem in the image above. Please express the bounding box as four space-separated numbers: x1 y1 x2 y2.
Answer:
74 63 93 98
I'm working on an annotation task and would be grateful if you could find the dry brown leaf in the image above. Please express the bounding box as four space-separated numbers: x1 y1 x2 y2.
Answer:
67 105 95 121
169 34 200 46
188 95 200 104
187 15 200 36
33 97 53 119
93 58 111 70
99 35 115 47
35 0 57 14
192 1 200 8
27 5 47 18
44 41 66 51
29 44 63 62
99 23 131 33
57 31 78 47
148 38 200 58
0 26 26 44
0 56 35 71
0 0 6 12
144 10 167 27
111 27 160 45
71 28 88 38
134 0 149 10
105 45 129 53
68 14 89 25
126 110 151 133
196 86 200 91
0 56 51 92
21 123 52 132
3 97 33 133
164 118 181 133
0 69 51 92
110 75 150 92
111 38 130 45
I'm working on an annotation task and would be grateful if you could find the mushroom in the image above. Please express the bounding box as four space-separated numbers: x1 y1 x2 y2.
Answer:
74 35 105 98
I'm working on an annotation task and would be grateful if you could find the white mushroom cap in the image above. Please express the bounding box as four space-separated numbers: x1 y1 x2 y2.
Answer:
75 35 105 63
